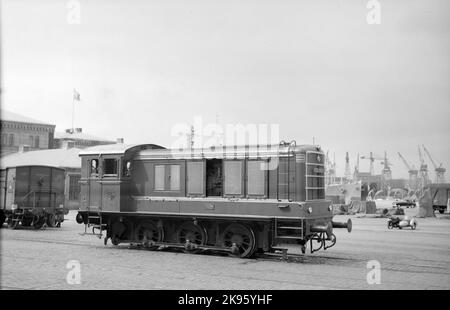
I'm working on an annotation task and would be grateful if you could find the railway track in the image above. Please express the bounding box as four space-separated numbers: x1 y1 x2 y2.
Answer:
4 233 450 277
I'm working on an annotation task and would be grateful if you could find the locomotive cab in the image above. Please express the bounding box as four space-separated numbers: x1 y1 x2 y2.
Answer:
80 154 123 213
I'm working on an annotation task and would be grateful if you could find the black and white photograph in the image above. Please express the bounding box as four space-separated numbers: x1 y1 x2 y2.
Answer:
0 0 449 295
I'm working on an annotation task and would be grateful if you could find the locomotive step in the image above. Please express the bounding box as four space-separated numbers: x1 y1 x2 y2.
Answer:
276 236 303 240
88 223 107 227
277 226 302 230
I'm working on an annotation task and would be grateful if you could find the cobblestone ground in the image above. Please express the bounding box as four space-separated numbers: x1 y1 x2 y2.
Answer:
1 208 449 290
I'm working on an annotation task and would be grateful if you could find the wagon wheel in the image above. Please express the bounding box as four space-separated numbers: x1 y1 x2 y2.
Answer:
135 221 163 250
33 215 45 230
46 214 57 228
7 215 20 230
222 223 256 258
21 217 33 227
176 222 207 250
0 212 6 228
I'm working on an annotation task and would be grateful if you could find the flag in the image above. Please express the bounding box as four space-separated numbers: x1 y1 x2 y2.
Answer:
73 89 81 101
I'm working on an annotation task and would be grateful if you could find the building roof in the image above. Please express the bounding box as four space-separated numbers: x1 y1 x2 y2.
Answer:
0 109 54 126
0 148 82 169
54 131 116 142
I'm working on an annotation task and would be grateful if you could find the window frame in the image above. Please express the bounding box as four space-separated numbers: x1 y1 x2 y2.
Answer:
89 158 100 177
186 160 206 197
223 159 245 198
246 159 269 198
152 161 184 194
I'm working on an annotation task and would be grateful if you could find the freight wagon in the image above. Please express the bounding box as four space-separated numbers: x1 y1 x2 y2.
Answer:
76 142 352 257
0 165 68 229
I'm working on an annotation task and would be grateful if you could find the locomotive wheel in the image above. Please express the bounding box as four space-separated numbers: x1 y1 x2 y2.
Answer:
176 222 207 246
222 223 256 258
135 221 163 250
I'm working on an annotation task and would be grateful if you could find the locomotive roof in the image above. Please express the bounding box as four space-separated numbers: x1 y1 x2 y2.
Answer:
78 143 323 159
79 143 166 156
135 144 323 160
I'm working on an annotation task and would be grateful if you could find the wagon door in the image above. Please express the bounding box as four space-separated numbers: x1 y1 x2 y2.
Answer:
51 168 65 209
30 166 52 209
4 168 16 210
0 170 7 209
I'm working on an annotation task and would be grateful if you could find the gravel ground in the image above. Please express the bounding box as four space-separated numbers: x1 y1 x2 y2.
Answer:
1 208 449 290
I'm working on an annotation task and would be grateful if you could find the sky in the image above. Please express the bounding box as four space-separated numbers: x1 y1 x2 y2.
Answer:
1 0 449 179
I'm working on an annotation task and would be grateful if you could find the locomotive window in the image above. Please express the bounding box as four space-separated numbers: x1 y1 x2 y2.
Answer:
123 161 132 177
247 160 266 197
91 159 99 175
224 161 243 196
154 165 165 191
104 159 118 176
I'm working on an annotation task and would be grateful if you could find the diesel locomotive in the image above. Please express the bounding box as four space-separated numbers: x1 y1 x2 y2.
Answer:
0 165 68 229
76 141 352 257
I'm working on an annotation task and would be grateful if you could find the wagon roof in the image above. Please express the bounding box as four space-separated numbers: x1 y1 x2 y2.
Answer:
0 148 82 169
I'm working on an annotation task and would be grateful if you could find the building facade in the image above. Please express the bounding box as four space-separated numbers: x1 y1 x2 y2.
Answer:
1 110 55 156
53 128 117 149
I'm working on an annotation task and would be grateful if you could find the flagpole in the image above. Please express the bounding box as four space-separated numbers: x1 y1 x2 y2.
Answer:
72 94 75 133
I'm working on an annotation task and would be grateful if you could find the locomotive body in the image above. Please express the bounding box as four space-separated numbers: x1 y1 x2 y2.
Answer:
0 165 68 229
76 143 351 257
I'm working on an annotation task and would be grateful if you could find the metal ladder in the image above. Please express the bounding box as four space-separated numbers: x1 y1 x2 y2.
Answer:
82 206 106 239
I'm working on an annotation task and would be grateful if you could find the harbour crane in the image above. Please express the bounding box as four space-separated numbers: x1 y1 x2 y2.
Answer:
325 151 336 185
360 151 392 176
381 151 392 181
398 152 418 191
422 145 446 183
360 152 377 175
417 145 430 191
345 152 352 181
353 152 360 178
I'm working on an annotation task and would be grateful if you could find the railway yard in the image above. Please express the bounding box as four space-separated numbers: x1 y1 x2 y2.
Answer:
1 208 449 290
